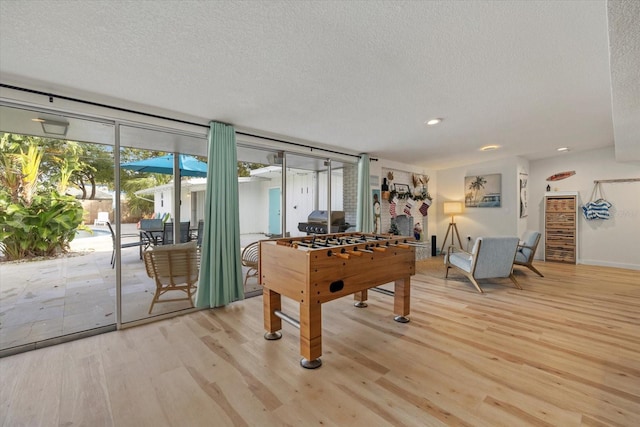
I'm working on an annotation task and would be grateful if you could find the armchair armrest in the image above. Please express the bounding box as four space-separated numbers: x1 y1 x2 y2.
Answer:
447 245 472 257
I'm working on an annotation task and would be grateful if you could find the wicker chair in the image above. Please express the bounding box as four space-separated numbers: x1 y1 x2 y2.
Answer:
143 241 200 314
241 241 260 287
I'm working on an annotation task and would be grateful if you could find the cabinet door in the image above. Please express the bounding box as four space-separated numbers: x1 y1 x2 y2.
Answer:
545 196 576 264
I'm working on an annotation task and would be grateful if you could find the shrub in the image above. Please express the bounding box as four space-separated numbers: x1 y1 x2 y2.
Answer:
0 189 85 260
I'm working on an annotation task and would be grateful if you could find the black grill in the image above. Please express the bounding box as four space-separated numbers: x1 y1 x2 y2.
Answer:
297 210 349 234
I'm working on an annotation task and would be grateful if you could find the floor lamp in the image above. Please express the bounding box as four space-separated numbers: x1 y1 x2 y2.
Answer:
442 201 463 251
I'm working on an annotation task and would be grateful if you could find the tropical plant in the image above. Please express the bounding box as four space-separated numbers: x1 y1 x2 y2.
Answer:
468 176 487 204
0 134 86 260
0 190 84 260
121 176 157 217
238 161 266 177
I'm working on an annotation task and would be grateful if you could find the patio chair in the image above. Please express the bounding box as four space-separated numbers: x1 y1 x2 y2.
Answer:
139 218 164 246
106 222 147 268
193 220 204 246
514 231 544 277
241 241 260 287
94 211 110 226
160 221 190 245
139 218 163 231
445 236 521 293
143 241 200 314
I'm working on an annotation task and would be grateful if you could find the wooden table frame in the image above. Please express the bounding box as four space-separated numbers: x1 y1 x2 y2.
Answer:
260 233 415 368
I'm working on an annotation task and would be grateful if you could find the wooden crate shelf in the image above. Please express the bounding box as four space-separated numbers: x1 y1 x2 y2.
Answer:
544 193 577 264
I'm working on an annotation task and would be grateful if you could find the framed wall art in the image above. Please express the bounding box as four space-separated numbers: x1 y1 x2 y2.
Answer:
465 174 502 207
519 172 528 218
394 183 410 194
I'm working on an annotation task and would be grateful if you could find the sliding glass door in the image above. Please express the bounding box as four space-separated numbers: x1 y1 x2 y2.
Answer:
117 124 207 323
0 100 359 356
0 104 117 355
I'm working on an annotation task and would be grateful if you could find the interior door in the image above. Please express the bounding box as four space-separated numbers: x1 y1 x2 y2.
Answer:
268 187 281 235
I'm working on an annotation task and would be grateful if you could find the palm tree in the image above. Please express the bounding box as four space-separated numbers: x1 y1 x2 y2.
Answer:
468 176 487 205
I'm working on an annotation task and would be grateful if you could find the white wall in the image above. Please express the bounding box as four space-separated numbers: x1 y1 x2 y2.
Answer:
151 189 192 224
435 157 520 252
530 146 640 269
239 180 271 234
433 146 639 270
287 171 316 236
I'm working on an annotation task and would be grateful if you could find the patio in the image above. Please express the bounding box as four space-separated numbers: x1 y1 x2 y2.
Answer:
0 223 264 354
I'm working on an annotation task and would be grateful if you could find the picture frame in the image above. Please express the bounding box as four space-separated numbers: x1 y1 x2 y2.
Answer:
394 183 410 194
464 174 502 207
519 172 528 218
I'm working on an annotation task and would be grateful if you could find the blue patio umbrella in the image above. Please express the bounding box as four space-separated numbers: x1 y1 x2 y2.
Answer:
120 153 207 177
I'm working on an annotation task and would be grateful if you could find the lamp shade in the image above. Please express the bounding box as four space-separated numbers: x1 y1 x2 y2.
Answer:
444 201 463 215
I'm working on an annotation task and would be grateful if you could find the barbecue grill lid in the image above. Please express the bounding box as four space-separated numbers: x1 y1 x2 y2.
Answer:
306 210 345 225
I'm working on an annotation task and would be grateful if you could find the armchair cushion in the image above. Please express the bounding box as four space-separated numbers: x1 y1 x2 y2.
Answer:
445 236 521 293
514 231 544 277
514 250 529 264
473 237 519 279
448 250 473 272
518 230 540 260
149 240 197 252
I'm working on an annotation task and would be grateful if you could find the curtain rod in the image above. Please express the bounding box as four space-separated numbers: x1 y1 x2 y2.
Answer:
594 178 640 184
1 83 376 161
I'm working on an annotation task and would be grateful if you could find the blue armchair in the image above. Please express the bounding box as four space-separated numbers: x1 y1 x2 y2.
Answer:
514 231 544 277
445 236 521 293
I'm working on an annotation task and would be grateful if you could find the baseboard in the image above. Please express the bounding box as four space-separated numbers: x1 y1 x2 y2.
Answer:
578 259 640 271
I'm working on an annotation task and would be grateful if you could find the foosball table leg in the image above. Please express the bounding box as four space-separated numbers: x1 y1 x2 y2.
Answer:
353 289 368 308
299 301 322 369
263 288 283 340
393 277 411 323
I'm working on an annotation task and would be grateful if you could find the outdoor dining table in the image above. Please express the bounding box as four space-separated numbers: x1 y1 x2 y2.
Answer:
140 228 164 246
139 224 199 246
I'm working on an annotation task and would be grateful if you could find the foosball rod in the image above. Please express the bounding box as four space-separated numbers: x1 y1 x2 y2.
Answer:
274 310 300 329
370 286 395 296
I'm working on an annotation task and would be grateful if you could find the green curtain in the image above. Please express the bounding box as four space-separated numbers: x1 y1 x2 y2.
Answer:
356 154 374 233
196 122 244 308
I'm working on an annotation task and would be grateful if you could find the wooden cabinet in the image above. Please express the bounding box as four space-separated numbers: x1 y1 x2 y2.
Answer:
544 192 577 263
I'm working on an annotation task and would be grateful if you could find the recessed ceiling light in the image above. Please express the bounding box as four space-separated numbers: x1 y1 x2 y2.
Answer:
480 145 500 151
425 118 442 126
557 147 570 152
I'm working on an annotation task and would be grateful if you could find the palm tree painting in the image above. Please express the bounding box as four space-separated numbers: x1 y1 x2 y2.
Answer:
464 174 501 207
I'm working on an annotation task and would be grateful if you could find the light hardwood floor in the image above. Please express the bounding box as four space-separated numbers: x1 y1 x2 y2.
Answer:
1 258 639 426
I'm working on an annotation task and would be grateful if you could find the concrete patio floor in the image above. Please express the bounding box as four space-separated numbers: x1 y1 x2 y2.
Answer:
0 224 264 354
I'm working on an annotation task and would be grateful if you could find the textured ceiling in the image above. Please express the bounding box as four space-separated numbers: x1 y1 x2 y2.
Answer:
0 0 637 169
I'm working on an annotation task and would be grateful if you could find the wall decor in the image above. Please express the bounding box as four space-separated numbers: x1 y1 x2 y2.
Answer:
394 183 410 194
465 174 502 207
372 189 381 233
546 170 575 181
519 172 528 218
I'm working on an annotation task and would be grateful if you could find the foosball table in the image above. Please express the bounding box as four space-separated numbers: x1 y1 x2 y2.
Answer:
259 232 416 368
